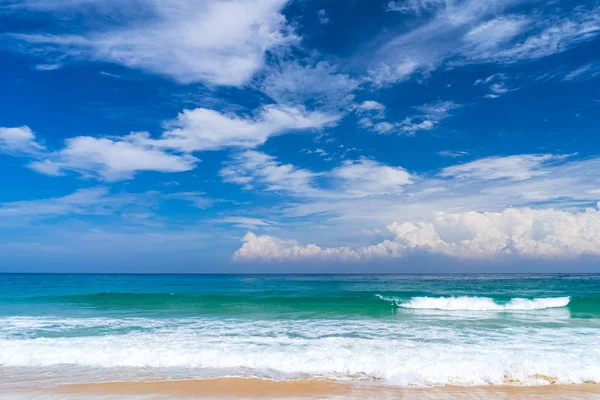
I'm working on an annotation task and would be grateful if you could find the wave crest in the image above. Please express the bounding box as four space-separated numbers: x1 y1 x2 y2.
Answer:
377 295 570 311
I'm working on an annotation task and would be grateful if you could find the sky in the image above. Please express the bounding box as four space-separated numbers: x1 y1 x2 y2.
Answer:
1 0 600 272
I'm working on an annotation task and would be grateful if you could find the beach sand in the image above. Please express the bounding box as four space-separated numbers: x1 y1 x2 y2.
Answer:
13 378 595 399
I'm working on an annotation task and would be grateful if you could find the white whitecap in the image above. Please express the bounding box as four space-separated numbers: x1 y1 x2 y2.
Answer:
384 296 570 311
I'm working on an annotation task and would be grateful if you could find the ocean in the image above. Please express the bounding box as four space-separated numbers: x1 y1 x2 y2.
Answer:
0 273 599 389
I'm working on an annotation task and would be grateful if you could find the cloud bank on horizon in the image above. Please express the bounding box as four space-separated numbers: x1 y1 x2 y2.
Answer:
1 0 600 269
235 207 600 261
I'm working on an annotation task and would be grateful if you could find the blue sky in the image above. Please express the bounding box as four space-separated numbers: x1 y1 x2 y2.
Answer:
1 0 600 272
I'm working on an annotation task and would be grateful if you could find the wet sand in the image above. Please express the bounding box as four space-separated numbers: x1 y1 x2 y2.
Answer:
39 378 600 399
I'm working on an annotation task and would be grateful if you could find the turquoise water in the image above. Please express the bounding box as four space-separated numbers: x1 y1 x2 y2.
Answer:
0 274 599 387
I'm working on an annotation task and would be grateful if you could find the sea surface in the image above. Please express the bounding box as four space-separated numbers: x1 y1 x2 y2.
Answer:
0 273 599 389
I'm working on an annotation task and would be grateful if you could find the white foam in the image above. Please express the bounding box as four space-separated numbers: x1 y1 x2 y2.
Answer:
0 316 599 387
379 296 570 311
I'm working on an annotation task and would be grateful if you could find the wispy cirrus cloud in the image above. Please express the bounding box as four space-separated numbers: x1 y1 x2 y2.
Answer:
359 100 461 135
164 192 216 209
5 0 296 86
220 150 414 199
217 217 275 229
386 0 446 15
439 154 571 181
370 0 600 86
474 73 517 99
437 150 469 158
220 150 321 195
0 187 129 219
259 60 358 110
563 62 600 82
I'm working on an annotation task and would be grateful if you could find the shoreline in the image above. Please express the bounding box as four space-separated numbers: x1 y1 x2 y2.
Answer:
22 378 600 399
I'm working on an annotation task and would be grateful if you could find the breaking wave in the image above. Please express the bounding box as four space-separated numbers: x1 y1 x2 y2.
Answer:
376 295 570 311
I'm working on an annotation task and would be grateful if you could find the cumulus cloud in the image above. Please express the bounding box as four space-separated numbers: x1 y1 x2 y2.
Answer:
278 154 600 241
234 206 600 261
330 158 413 197
28 136 198 181
8 0 295 86
356 101 386 113
6 103 337 181
0 126 44 154
133 105 339 152
234 232 361 261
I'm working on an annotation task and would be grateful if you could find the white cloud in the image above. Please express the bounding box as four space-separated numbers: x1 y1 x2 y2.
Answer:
259 61 358 109
317 9 329 24
355 100 388 131
10 0 295 86
220 150 320 195
29 136 198 181
491 10 600 63
6 104 337 182
0 126 44 154
133 104 339 152
222 154 600 258
437 150 469 158
331 158 413 197
367 59 420 87
462 16 530 57
164 192 215 209
485 82 510 98
0 187 129 218
440 154 570 181
563 62 600 81
34 63 62 71
386 0 446 15
372 1 600 85
370 121 397 134
359 100 460 135
474 73 516 98
356 101 386 112
413 101 459 117
99 71 121 79
234 232 360 261
218 217 274 229
234 206 600 261
221 151 414 198
398 118 436 134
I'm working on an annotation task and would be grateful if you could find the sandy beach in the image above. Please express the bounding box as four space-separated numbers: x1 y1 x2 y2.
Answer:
6 378 596 399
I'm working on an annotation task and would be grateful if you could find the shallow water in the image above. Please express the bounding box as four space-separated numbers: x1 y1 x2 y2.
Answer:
0 274 599 388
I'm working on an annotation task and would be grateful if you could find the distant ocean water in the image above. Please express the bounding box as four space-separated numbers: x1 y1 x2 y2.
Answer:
0 273 599 388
